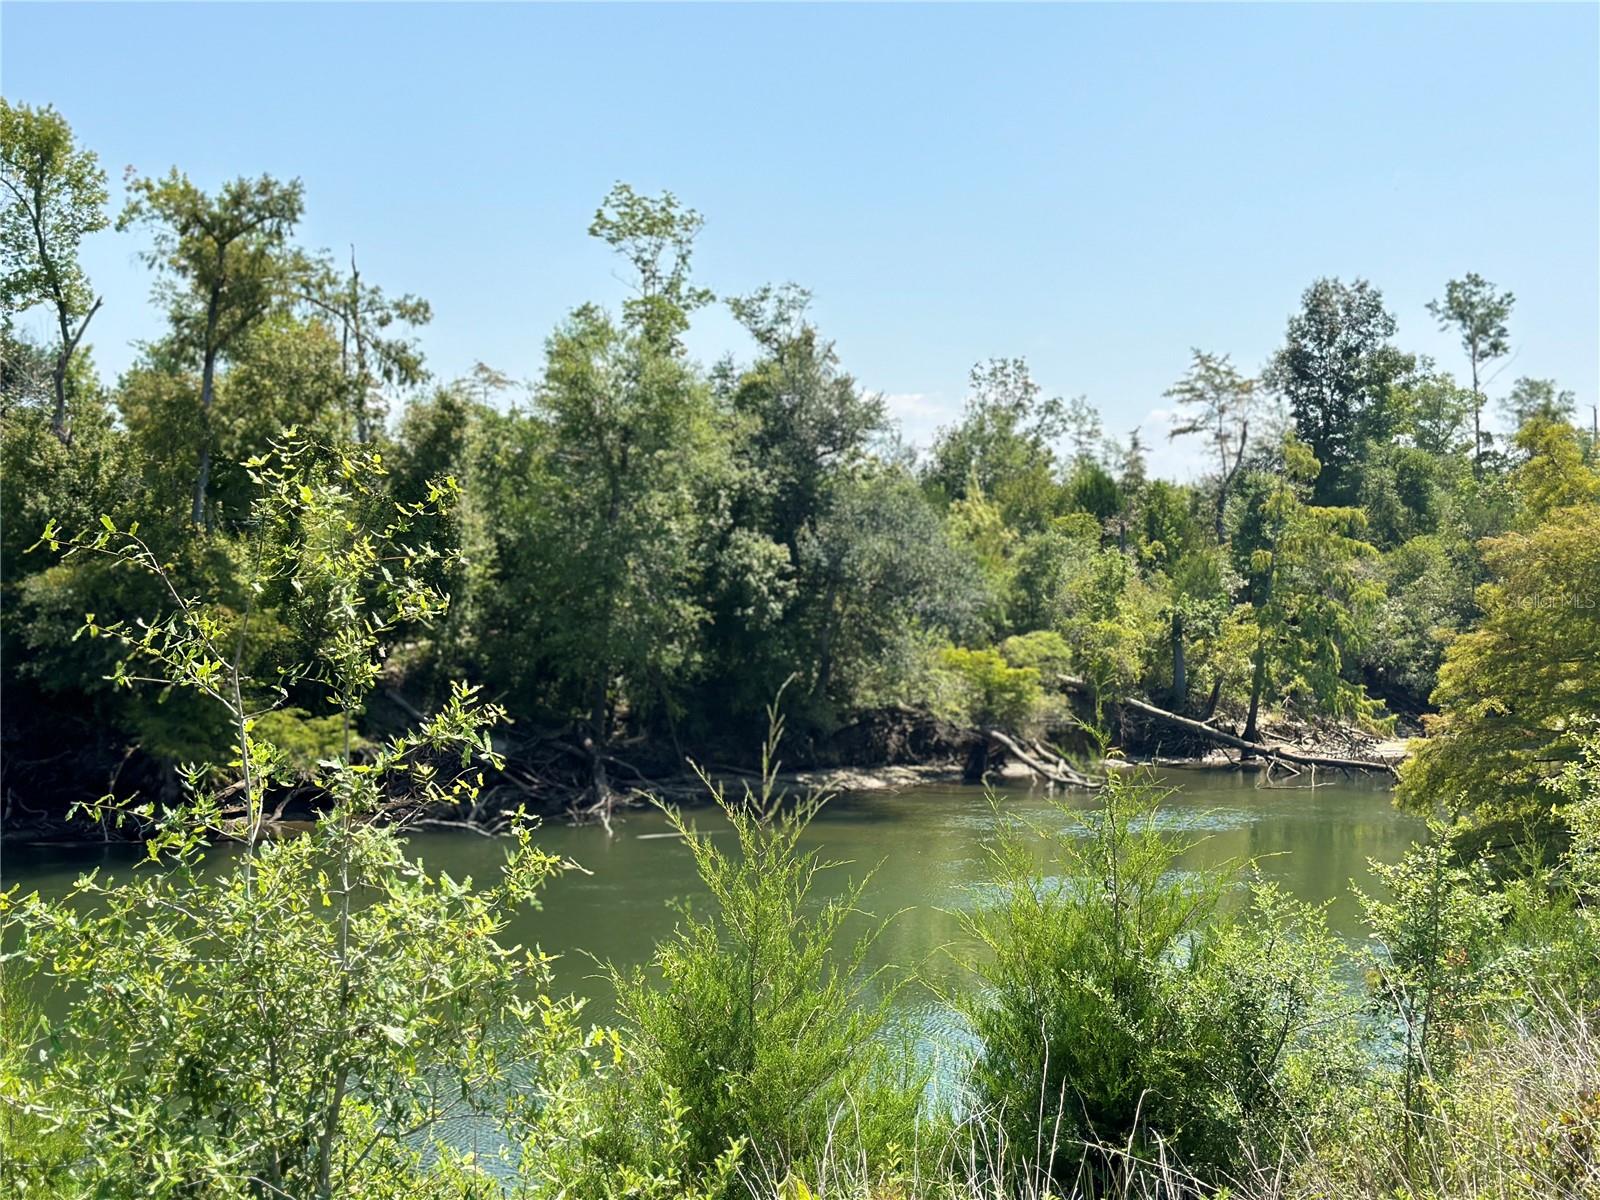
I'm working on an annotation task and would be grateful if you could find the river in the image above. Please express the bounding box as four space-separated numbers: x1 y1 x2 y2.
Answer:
3 767 1421 1034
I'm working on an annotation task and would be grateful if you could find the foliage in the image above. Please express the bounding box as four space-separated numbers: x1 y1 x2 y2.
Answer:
1164 350 1257 540
3 435 586 1199
575 712 919 1195
1359 832 1509 1129
924 358 1067 531
523 302 724 744
1399 422 1600 826
960 758 1349 1186
118 168 305 524
937 645 1043 731
1427 272 1514 459
1262 278 1414 507
1361 533 1477 705
797 466 987 710
1502 376 1577 434
0 100 108 442
1231 436 1388 741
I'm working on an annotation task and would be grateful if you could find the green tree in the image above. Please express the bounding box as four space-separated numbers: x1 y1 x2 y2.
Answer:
118 169 305 525
1390 370 1476 458
1165 349 1257 540
939 644 1043 730
588 181 714 344
1263 277 1414 506
0 100 108 444
797 466 986 708
723 283 886 553
1399 420 1600 825
1233 436 1386 743
1163 545 1234 710
524 186 726 808
1062 456 1121 525
1501 376 1576 435
924 357 1066 530
1427 272 1514 464
300 247 432 441
945 474 1018 633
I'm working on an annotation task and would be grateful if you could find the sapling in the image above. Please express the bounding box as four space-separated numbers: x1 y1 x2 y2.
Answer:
3 434 585 1198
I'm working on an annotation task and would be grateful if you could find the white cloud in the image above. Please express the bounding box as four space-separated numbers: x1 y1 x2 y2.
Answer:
876 391 957 448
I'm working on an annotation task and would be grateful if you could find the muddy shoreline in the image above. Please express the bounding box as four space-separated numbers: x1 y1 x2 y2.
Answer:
0 717 1415 845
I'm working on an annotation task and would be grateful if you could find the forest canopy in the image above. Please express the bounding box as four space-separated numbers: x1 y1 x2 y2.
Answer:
2 100 1598 843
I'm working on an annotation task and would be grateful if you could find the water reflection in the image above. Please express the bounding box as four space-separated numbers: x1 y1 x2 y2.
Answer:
3 768 1422 1027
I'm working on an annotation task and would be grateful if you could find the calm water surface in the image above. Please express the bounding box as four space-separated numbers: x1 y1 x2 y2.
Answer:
5 768 1422 1033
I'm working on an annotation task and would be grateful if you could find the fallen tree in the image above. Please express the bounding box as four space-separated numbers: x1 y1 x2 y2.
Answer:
1055 677 1401 778
985 729 1102 789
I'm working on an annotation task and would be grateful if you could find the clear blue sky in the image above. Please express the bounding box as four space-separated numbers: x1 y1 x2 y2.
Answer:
5 2 1596 477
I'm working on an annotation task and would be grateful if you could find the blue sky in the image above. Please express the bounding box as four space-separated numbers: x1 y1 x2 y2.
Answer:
4 2 1597 478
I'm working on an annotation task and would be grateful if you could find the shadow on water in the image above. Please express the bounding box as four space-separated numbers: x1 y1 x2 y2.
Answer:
4 767 1421 1034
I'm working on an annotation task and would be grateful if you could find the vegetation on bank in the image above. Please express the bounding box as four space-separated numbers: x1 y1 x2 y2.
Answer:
1 436 1597 1197
5 101 1598 836
2 99 1600 1198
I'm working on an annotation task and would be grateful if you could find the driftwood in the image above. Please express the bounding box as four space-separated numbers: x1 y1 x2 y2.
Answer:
1115 695 1400 777
1052 676 1400 778
986 729 1102 789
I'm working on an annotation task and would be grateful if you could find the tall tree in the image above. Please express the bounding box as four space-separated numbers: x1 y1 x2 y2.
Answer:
1233 436 1385 744
798 467 985 705
299 248 431 442
587 181 713 346
724 283 886 551
1399 421 1600 826
1263 278 1413 507
1164 349 1257 540
528 186 725 808
1063 395 1104 464
118 170 304 526
1500 376 1575 434
0 101 108 444
1427 273 1514 466
925 357 1067 529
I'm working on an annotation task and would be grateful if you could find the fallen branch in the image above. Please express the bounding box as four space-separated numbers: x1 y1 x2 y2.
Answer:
1098 689 1401 778
986 729 1102 789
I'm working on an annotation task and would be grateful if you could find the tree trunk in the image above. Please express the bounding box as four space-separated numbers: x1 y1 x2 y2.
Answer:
586 664 613 812
1170 611 1187 710
193 350 216 528
1242 627 1269 747
50 356 70 445
1470 356 1482 473
813 581 839 701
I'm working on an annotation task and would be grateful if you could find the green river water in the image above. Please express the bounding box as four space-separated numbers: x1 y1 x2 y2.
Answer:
4 768 1421 1034
1 768 1422 1159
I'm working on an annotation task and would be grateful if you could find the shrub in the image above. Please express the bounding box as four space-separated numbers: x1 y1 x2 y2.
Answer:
2 436 585 1198
1358 828 1510 1132
0 968 84 1196
997 629 1074 682
938 645 1043 731
537 704 922 1198
960 755 1348 1188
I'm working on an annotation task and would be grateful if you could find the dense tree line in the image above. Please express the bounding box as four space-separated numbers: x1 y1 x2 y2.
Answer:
3 426 1597 1199
4 102 1597 837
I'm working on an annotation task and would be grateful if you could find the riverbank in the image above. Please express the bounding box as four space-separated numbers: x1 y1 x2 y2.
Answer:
0 700 1415 844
